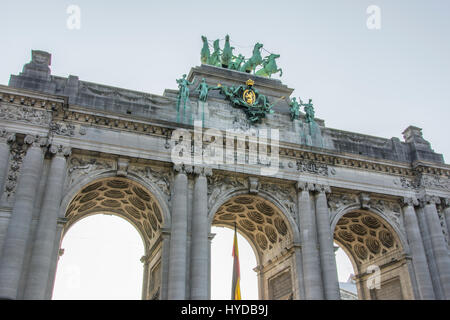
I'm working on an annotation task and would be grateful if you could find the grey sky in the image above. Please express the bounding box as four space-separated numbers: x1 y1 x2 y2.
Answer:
2 0 449 161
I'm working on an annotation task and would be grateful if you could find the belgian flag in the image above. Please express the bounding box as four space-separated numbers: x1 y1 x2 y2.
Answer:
231 224 241 300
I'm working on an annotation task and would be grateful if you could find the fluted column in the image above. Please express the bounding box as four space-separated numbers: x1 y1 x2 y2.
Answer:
402 197 435 299
297 181 323 299
0 135 46 299
314 184 340 300
0 129 15 199
167 164 191 300
23 145 71 299
422 196 450 299
190 166 212 300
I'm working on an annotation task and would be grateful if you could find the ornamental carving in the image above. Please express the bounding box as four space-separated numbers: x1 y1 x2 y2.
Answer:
50 121 76 136
259 182 296 218
395 174 450 191
296 160 329 176
2 142 26 201
0 105 51 126
67 157 115 188
128 165 172 199
207 174 248 210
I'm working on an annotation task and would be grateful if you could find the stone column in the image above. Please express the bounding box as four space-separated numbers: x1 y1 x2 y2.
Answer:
402 197 435 299
0 135 46 300
190 166 211 300
422 196 450 299
160 229 171 300
23 145 71 300
0 130 15 199
314 185 340 300
167 164 191 300
297 181 323 300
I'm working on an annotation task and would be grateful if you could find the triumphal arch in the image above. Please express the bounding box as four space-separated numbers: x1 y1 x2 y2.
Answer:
0 38 449 300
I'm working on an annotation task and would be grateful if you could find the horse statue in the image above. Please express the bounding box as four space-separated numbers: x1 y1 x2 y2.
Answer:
240 43 264 74
221 35 234 68
200 36 211 64
207 39 222 67
229 54 245 71
255 54 283 78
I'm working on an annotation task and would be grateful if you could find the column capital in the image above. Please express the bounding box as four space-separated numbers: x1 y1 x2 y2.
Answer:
314 183 331 194
0 128 16 144
419 195 441 206
193 166 213 177
24 134 48 149
401 197 419 208
49 144 72 158
173 164 193 175
296 181 314 192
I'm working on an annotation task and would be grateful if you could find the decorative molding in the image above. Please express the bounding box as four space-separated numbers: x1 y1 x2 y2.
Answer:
249 177 259 194
50 121 75 137
296 159 329 176
116 158 129 177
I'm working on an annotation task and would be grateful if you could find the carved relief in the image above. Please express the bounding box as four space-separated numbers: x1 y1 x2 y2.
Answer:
207 174 248 210
0 105 51 126
395 174 450 191
259 182 296 218
327 193 359 212
2 142 26 201
67 157 115 188
296 160 329 176
50 121 75 137
128 165 171 199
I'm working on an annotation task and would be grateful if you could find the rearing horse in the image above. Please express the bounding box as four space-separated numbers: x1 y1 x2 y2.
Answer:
240 43 264 74
200 36 210 64
255 54 283 78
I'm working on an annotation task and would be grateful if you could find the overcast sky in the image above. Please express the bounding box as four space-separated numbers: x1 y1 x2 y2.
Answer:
2 1 448 299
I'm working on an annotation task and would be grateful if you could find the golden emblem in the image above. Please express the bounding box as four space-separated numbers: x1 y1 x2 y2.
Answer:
243 79 256 105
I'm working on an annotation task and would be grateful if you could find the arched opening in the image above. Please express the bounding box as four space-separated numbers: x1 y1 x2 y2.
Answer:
53 215 144 300
211 226 258 300
334 242 358 300
333 210 414 300
211 194 296 300
54 177 166 300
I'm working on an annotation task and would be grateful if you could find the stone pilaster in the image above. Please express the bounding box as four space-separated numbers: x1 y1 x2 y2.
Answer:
315 184 340 300
0 129 15 199
296 181 323 300
167 164 191 300
401 197 435 299
190 166 212 300
421 195 450 299
0 134 47 299
23 145 71 299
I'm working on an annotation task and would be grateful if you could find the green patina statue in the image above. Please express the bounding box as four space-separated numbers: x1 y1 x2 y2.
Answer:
219 79 273 124
229 54 246 71
201 36 211 64
208 39 222 67
240 43 264 74
176 74 194 123
301 99 315 123
221 35 234 68
289 97 301 120
196 78 210 102
255 54 283 78
200 36 283 78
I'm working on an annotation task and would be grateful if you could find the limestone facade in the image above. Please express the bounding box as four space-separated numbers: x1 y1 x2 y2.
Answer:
0 50 449 300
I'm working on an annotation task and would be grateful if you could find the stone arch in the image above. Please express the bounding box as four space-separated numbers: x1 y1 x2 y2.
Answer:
57 175 169 300
332 206 414 300
208 189 300 300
